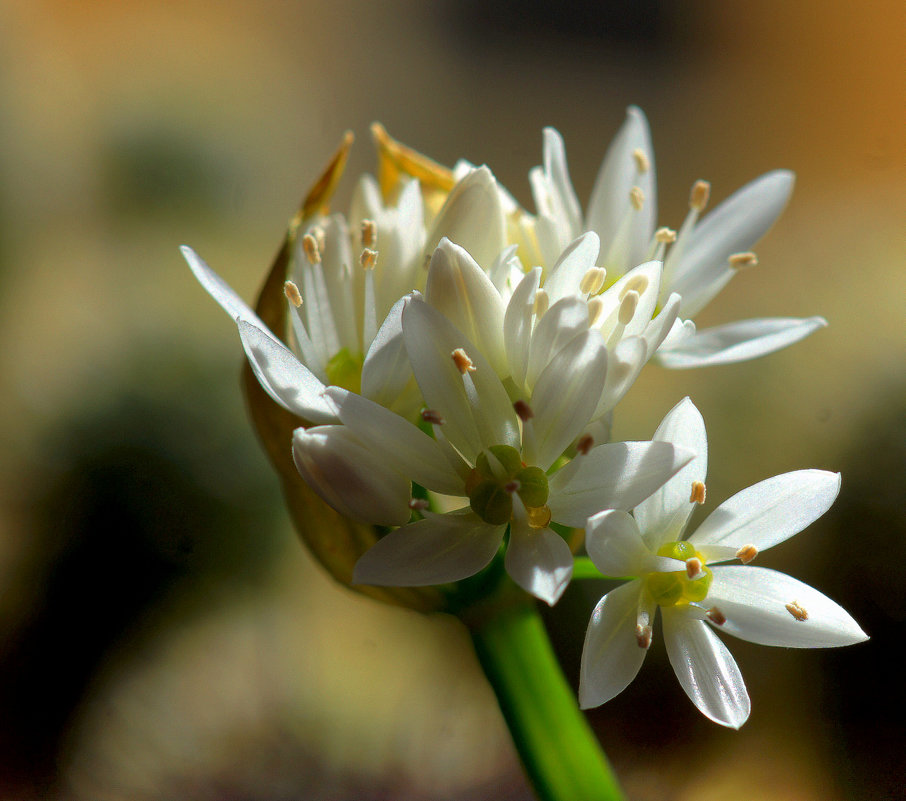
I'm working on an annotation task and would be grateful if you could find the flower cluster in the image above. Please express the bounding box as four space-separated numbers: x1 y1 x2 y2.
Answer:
184 108 865 727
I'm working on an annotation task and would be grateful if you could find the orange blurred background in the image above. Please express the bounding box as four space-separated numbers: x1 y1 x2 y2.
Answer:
0 1 902 799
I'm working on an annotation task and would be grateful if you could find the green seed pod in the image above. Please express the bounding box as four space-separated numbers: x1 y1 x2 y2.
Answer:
646 572 684 607
515 465 549 508
469 479 514 525
475 445 523 480
657 540 697 561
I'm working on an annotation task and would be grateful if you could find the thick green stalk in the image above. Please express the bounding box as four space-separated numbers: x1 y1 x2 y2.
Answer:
466 597 625 801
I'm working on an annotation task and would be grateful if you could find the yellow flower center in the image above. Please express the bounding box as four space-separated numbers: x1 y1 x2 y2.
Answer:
645 540 713 607
466 444 550 527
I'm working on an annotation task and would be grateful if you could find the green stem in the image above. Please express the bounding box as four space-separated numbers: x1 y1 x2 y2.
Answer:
466 595 625 801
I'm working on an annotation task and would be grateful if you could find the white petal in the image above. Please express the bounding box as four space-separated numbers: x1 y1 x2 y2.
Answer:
505 523 573 606
642 292 682 356
181 245 265 327
543 231 601 306
360 297 414 410
503 268 542 392
324 387 466 495
526 296 590 390
402 296 519 461
426 166 507 269
530 330 608 470
579 580 650 709
542 127 583 241
353 510 505 587
689 470 841 553
662 608 750 728
549 442 695 528
237 320 337 424
634 397 708 549
292 426 411 526
585 106 657 274
668 170 794 317
707 566 868 647
655 316 828 368
425 238 508 377
592 336 647 418
318 215 358 352
585 510 683 577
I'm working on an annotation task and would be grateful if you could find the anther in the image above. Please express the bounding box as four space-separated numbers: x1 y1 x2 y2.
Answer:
690 180 710 212
636 624 653 649
707 607 727 626
655 227 677 244
632 148 650 173
735 544 758 564
504 480 521 494
421 408 445 425
302 233 321 265
579 267 606 296
361 219 377 249
618 290 639 325
786 601 809 622
729 251 758 270
310 226 326 253
576 434 594 455
513 400 534 421
621 273 649 297
685 557 705 581
360 248 378 270
690 481 706 504
533 289 549 318
409 498 430 511
586 296 604 327
452 348 476 374
630 186 645 211
283 280 303 308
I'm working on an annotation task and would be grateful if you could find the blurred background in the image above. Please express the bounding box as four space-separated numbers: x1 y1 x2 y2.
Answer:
0 1 903 799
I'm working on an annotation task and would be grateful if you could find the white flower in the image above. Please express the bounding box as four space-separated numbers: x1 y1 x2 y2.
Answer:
294 295 694 605
524 108 827 369
578 397 867 727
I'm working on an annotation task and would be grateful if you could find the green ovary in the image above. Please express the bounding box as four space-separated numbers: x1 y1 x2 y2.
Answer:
468 445 550 526
645 540 713 607
325 348 364 394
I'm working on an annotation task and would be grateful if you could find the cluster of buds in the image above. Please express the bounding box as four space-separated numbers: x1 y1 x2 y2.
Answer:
183 109 865 727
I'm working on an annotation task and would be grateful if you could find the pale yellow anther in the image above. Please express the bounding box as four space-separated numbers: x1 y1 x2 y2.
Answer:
360 248 378 270
736 544 758 564
636 624 653 649
618 290 640 325
361 219 377 249
302 233 321 265
690 180 711 212
533 289 549 318
690 481 707 504
786 601 809 622
729 251 758 270
576 434 594 455
621 273 649 298
580 267 607 296
632 148 651 173
527 504 552 530
452 348 476 374
421 408 445 425
707 607 727 626
283 280 303 308
586 297 604 327
655 226 677 244
685 557 705 580
513 400 534 421
630 186 645 211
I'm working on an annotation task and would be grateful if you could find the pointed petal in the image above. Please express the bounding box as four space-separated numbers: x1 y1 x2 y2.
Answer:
579 580 650 708
542 127 583 240
642 292 682 356
182 245 265 327
655 316 828 368
635 398 708 548
543 231 601 306
707 566 868 647
292 426 411 526
360 297 414 410
668 170 794 317
531 331 608 469
503 267 542 392
585 510 684 577
402 296 519 461
593 336 647 418
425 238 508 377
237 320 337 424
353 510 504 587
585 106 657 272
505 523 573 606
662 609 750 728
426 166 507 269
689 470 841 552
549 442 695 528
526 296 590 389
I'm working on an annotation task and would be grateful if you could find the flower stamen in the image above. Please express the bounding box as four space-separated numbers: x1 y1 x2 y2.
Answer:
729 251 758 270
302 232 322 265
786 601 809 621
452 347 476 374
690 480 707 504
736 544 758 564
632 148 650 173
707 607 727 626
284 280 303 308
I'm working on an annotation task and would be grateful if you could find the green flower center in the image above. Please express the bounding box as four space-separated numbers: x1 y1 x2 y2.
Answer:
325 348 364 394
645 540 713 607
466 445 550 526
